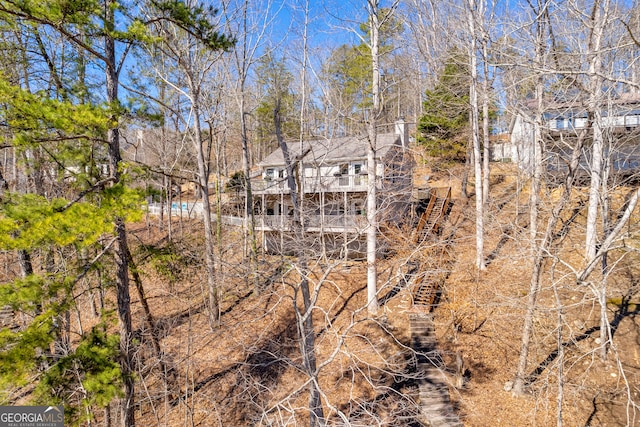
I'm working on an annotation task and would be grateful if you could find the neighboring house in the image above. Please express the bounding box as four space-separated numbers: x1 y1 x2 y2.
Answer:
251 120 414 257
510 93 640 179
509 93 640 179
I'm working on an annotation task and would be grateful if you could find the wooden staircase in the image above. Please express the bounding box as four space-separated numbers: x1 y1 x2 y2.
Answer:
374 200 462 425
410 314 464 427
412 276 442 310
411 188 455 311
415 187 453 242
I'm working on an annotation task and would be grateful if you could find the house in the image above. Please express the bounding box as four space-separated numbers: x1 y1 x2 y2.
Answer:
508 93 640 180
251 120 414 257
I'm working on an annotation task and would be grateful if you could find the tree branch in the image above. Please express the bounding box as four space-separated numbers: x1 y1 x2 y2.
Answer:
54 177 117 212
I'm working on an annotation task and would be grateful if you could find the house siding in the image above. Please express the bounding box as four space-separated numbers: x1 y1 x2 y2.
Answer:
250 129 413 257
509 96 640 178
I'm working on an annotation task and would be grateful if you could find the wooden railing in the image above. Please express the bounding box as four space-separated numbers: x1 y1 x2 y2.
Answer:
255 214 367 231
415 187 452 241
252 174 369 194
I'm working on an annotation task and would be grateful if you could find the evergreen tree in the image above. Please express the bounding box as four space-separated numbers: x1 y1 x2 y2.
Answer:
255 53 300 158
324 43 372 114
0 0 232 423
322 9 403 134
0 76 143 423
417 52 471 164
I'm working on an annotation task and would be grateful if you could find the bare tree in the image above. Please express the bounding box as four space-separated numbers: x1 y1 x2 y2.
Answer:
481 24 491 207
362 1 398 314
529 0 552 248
584 0 610 261
222 0 283 290
146 4 233 327
466 0 486 270
366 0 382 314
273 104 325 426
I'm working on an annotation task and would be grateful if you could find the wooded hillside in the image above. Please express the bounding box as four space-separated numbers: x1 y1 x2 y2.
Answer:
1 0 640 426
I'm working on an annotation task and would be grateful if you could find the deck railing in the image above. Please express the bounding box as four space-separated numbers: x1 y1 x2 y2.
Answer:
252 174 369 194
546 152 640 175
255 214 367 230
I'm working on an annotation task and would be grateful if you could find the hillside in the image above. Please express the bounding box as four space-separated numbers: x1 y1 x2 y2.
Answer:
3 2 640 425
117 162 640 426
3 159 631 425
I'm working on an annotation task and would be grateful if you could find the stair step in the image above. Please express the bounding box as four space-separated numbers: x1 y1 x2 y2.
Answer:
409 312 464 427
413 281 437 307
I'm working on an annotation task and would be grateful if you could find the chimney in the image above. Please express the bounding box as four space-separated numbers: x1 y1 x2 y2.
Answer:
395 117 409 148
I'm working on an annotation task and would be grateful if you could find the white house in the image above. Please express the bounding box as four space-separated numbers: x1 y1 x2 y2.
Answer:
509 93 640 178
251 120 414 257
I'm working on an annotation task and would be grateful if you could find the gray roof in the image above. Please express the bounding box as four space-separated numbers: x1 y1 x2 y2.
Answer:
258 133 401 168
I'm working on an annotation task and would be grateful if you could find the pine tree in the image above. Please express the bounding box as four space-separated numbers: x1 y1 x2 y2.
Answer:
417 52 471 164
255 53 300 159
0 77 143 423
0 1 232 423
322 9 403 134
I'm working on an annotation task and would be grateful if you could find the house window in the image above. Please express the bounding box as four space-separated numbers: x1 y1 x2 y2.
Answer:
265 168 275 180
339 163 349 186
353 201 364 215
278 169 289 189
353 163 363 185
325 203 344 215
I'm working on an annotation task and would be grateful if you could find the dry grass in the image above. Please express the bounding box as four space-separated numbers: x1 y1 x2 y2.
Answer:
54 162 640 426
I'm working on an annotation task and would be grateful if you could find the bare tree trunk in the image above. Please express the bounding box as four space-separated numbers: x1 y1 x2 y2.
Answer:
597 141 612 360
274 101 324 427
512 129 587 395
530 0 550 248
552 268 564 427
240 92 260 291
167 176 173 241
224 0 261 291
189 88 219 327
365 0 388 314
461 144 471 200
517 10 548 391
481 22 491 206
299 0 310 223
583 0 609 361
215 165 223 269
105 2 134 422
530 93 543 246
467 0 485 270
585 0 608 261
366 134 378 314
126 246 175 397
